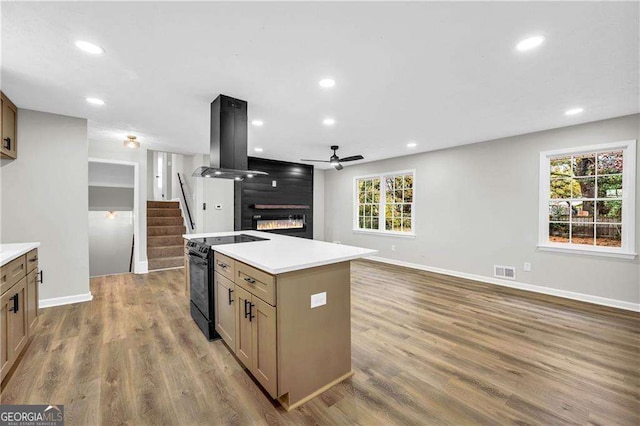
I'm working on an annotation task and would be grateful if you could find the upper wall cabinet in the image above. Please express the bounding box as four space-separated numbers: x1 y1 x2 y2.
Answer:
1 92 18 160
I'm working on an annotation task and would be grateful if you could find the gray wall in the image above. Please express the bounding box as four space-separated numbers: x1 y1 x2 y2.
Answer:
1 109 90 301
89 187 134 211
88 211 133 277
325 114 640 305
88 139 148 272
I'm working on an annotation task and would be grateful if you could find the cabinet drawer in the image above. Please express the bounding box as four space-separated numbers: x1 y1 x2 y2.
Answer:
235 261 276 306
214 252 235 282
1 256 27 295
26 249 38 273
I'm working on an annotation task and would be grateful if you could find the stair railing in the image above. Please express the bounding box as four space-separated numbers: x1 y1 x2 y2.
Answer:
177 172 196 231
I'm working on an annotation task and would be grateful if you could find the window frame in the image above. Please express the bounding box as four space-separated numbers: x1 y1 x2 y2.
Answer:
538 139 636 259
353 169 416 238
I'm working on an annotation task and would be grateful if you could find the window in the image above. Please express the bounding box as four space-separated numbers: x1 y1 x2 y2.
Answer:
355 171 415 235
539 140 636 258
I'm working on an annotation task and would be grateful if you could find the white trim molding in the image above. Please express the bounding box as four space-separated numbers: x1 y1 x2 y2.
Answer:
135 260 149 274
366 256 640 312
40 292 93 309
538 139 636 259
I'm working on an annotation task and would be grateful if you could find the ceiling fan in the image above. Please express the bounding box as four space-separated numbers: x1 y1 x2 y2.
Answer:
301 145 364 170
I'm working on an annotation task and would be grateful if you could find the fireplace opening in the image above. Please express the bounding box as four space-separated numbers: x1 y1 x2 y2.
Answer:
253 214 306 231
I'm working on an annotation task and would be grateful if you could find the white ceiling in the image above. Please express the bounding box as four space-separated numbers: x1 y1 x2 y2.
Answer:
2 2 638 168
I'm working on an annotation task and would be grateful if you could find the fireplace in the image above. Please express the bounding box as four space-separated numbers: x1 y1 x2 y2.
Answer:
253 214 306 232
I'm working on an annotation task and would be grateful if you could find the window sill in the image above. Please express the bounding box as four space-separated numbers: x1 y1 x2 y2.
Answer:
537 244 637 259
352 229 416 239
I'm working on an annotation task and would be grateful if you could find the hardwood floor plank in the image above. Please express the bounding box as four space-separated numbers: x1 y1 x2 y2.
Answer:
1 261 638 425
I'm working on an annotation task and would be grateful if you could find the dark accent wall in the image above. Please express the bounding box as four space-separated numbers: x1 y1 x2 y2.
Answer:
242 157 314 239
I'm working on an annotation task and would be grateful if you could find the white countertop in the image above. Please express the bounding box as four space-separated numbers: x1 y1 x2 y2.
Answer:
183 231 377 274
0 242 41 266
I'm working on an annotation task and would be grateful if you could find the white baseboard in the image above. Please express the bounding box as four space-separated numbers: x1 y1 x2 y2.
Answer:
366 256 640 312
40 292 93 309
135 260 148 274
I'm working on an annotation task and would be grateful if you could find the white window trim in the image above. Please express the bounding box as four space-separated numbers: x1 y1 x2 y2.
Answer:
353 169 416 237
538 139 637 259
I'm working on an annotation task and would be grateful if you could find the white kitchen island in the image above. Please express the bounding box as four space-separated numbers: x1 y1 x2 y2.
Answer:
183 231 376 411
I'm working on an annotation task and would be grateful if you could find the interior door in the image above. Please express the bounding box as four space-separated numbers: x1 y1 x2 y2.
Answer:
153 151 164 200
215 272 235 347
202 179 234 232
234 285 252 367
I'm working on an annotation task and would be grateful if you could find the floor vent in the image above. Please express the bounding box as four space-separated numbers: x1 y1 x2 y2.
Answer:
494 265 516 280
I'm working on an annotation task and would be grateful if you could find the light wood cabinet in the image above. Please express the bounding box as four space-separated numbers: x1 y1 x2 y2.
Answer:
26 269 39 333
234 284 277 398
1 92 18 160
214 272 235 347
1 277 27 382
250 295 277 397
234 285 252 367
1 248 39 385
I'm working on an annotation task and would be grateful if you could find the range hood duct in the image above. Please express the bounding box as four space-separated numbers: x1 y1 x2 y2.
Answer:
192 94 267 180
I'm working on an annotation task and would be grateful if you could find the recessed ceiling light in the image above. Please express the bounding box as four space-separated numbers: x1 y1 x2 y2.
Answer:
254 147 264 153
86 97 105 105
565 107 584 116
75 40 105 55
516 35 545 52
251 120 264 126
323 118 336 126
319 78 336 88
407 142 417 148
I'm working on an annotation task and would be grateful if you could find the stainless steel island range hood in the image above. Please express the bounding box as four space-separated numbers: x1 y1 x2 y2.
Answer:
192 94 267 180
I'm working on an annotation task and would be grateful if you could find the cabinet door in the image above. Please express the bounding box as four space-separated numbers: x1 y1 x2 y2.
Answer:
27 268 39 334
234 285 252 368
214 272 235 347
1 93 17 159
0 290 11 381
250 297 277 398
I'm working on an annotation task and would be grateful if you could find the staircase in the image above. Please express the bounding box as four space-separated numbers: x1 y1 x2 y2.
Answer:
147 201 186 271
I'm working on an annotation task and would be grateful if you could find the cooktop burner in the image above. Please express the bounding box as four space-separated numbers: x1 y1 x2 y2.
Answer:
190 234 269 246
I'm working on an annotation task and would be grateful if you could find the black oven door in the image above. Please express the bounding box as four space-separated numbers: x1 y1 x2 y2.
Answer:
189 252 211 320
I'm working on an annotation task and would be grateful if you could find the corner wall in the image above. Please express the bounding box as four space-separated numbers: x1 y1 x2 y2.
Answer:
1 109 91 304
324 114 640 309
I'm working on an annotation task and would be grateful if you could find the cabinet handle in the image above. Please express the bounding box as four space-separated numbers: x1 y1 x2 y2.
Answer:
29 257 38 262
244 299 250 318
3 137 11 150
217 261 227 269
38 270 44 284
249 303 255 322
228 288 234 304
243 277 256 284
10 293 18 313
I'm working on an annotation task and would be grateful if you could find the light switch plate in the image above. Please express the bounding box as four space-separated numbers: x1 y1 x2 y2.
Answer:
215 204 222 210
272 180 277 188
310 292 327 308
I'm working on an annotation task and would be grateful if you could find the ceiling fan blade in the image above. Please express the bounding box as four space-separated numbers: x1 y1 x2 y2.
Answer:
300 159 330 162
334 163 344 171
340 155 364 162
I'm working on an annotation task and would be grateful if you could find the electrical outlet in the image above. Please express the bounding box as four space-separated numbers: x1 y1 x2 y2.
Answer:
391 245 396 251
524 262 531 272
272 180 277 188
310 292 327 308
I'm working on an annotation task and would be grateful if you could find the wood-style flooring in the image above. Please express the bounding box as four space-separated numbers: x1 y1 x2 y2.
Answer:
1 260 638 425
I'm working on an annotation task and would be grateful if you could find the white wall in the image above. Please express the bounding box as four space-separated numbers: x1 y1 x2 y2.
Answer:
88 139 148 273
313 169 325 240
0 109 91 303
324 114 640 308
89 211 133 276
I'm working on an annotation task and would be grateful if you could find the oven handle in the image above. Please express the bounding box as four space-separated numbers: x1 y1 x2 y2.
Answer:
188 253 209 265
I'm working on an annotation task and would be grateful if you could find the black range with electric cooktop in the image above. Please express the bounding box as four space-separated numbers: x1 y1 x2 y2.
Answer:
187 234 269 339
